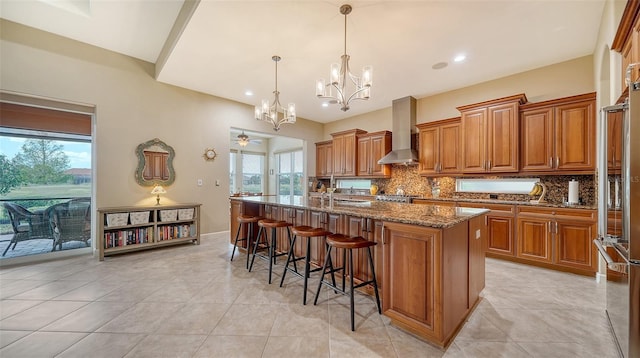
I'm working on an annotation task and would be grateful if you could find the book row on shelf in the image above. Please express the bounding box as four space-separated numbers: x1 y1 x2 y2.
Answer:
104 227 153 248
158 224 195 241
103 224 195 249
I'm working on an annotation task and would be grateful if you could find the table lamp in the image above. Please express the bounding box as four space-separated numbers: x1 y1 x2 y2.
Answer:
151 185 167 205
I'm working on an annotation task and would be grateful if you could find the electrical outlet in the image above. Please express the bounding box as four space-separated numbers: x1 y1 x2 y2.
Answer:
197 179 203 186
476 229 481 239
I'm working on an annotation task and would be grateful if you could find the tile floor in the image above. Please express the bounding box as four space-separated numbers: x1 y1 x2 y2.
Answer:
0 232 620 357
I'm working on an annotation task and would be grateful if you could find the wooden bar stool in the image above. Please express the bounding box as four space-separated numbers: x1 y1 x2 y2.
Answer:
249 219 292 284
313 233 382 331
231 215 262 269
279 226 332 305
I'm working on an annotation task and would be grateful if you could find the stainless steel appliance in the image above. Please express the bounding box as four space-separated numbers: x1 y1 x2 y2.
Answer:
374 195 419 203
595 79 640 358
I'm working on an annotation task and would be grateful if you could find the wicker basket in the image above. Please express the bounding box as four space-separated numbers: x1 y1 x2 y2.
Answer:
159 209 178 222
106 212 129 227
129 211 150 225
178 208 194 220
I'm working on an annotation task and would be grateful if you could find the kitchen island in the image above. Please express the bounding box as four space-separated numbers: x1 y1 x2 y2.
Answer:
229 195 488 348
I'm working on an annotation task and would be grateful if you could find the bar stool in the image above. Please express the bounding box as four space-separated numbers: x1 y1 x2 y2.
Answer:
249 219 292 284
230 215 262 269
279 226 332 305
313 233 382 331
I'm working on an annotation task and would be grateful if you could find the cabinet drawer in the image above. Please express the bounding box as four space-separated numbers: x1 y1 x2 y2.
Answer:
456 202 515 215
517 206 595 221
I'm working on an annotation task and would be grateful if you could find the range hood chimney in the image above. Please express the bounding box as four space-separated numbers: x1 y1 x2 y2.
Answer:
377 96 419 165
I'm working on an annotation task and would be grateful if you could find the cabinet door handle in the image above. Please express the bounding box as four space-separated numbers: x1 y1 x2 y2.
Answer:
555 222 558 234
549 157 553 168
381 223 385 244
488 160 491 169
556 157 560 168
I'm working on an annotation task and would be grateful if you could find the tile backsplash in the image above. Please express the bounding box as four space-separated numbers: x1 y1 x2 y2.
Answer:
313 166 596 206
375 167 595 205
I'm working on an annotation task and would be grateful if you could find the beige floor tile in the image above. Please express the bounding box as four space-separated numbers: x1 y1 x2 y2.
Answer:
0 234 622 357
0 279 50 299
454 341 531 358
0 300 88 331
211 303 279 336
9 280 89 300
42 300 134 332
263 336 329 358
479 307 574 343
330 335 397 358
0 331 87 357
95 281 164 303
0 299 44 320
96 302 183 334
518 341 619 358
193 335 267 358
155 302 231 335
56 332 145 358
0 330 30 349
269 303 330 338
140 280 208 303
123 334 206 358
386 325 447 358
54 280 125 301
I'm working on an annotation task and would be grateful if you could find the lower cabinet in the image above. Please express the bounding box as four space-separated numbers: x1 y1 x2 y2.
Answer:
456 202 516 257
516 207 597 275
382 219 480 348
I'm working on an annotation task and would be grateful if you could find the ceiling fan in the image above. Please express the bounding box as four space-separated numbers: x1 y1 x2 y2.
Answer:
236 131 262 147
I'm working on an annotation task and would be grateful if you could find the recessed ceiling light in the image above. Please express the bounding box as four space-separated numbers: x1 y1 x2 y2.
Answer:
245 91 253 96
432 62 448 70
322 103 329 107
454 54 466 62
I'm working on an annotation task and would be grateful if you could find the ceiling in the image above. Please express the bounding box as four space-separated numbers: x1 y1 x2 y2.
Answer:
1 0 606 124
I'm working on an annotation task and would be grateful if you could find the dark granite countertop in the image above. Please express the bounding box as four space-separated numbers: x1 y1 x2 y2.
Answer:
231 196 488 229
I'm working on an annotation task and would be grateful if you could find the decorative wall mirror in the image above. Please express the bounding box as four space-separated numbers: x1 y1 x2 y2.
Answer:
135 138 176 186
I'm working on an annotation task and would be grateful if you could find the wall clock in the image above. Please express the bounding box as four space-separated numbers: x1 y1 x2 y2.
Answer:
203 148 217 161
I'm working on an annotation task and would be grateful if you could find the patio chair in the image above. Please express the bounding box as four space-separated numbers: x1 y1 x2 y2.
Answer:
48 201 91 251
2 202 53 256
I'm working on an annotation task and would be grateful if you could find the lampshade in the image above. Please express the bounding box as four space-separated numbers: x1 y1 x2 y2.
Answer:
151 185 166 195
151 185 167 205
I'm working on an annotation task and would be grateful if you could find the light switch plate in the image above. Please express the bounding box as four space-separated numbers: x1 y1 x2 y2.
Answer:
197 179 203 186
476 229 481 239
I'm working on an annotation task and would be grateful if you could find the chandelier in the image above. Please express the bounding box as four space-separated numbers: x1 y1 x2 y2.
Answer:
255 55 296 131
316 4 372 112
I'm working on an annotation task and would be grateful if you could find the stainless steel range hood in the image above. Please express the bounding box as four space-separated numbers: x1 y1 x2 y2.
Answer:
377 96 419 165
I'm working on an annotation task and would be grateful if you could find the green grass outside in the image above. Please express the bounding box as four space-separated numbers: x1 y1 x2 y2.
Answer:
0 183 91 234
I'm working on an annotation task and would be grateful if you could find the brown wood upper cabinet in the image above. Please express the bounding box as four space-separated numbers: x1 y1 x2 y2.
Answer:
416 118 461 176
332 129 366 177
315 140 333 178
613 1 640 92
520 93 595 173
458 94 526 173
357 131 392 177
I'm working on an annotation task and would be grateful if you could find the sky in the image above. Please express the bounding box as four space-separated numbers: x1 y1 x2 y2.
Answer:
0 136 92 169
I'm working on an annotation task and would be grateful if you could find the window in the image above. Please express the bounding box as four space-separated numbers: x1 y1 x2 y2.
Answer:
229 150 265 194
276 150 303 198
456 178 540 194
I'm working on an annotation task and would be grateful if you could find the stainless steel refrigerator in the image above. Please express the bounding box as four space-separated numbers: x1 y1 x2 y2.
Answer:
595 78 640 358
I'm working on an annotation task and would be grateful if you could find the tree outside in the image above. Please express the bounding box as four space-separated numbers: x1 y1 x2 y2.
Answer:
12 139 71 185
